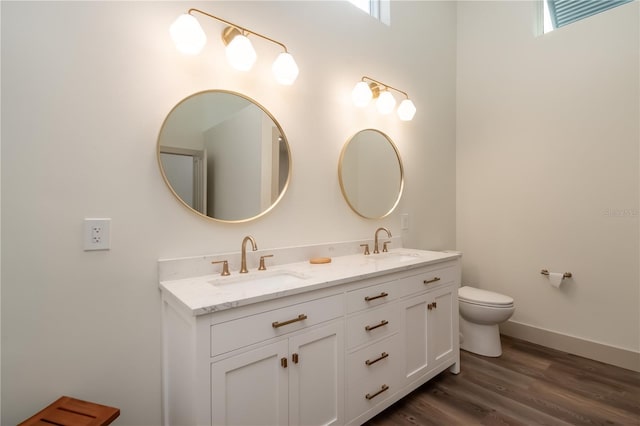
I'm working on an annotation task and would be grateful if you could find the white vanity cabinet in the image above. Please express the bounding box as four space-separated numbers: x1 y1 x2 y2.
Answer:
343 263 460 425
162 292 344 426
402 268 459 387
211 320 344 426
160 251 460 426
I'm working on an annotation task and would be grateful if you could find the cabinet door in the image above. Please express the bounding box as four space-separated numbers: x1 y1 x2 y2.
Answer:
211 340 289 426
401 293 430 383
289 321 344 426
429 285 455 364
402 284 457 386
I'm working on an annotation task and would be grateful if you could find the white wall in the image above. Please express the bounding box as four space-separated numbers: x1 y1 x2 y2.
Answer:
1 1 457 424
457 1 639 359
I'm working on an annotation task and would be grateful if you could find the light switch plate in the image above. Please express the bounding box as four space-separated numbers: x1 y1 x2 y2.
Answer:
84 218 111 251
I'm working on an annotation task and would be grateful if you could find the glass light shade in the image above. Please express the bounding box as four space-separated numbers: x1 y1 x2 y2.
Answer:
397 99 416 121
376 91 396 115
351 82 373 107
225 35 257 71
169 14 207 55
272 52 299 85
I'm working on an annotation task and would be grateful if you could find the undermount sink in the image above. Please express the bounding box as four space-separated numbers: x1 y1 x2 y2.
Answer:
208 269 310 290
368 251 422 262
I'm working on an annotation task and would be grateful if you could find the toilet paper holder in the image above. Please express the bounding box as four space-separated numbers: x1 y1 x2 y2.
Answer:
540 269 572 278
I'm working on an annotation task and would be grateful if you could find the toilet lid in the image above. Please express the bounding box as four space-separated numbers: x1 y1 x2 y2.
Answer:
458 286 514 307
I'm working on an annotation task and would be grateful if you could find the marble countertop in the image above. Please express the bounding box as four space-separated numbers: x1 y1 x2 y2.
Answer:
159 247 460 316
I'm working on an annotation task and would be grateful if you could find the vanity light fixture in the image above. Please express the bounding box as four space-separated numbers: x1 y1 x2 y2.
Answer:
170 8 299 85
376 91 396 115
351 76 416 121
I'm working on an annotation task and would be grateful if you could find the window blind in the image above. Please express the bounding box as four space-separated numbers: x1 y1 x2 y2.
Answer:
547 0 633 29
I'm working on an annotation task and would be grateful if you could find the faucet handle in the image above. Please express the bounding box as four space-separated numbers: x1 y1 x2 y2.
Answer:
258 254 274 271
211 260 231 276
360 244 370 255
383 241 391 253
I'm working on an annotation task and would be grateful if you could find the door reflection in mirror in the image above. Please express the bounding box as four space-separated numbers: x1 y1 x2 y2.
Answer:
159 147 206 214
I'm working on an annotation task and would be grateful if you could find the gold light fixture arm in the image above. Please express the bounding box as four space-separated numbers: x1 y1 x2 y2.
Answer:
362 76 410 99
188 8 290 53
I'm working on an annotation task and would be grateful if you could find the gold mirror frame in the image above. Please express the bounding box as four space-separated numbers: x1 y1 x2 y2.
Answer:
338 129 404 219
157 90 292 223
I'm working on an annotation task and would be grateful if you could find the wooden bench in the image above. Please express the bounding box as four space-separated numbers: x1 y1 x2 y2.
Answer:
18 396 120 426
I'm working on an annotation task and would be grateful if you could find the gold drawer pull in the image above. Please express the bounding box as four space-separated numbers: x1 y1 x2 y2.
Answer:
365 352 389 366
364 292 389 302
272 314 308 328
424 277 441 284
365 384 389 400
365 320 389 332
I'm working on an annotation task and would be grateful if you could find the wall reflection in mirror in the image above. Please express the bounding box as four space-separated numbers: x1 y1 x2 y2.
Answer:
339 129 404 219
158 90 291 222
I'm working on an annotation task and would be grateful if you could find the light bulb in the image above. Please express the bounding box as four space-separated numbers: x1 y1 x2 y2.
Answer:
397 99 416 121
225 34 257 71
169 14 206 55
272 52 299 85
376 91 396 115
351 82 373 107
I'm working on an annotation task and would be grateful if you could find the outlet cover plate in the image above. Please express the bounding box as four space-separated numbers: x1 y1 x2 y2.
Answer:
84 218 111 251
400 213 409 230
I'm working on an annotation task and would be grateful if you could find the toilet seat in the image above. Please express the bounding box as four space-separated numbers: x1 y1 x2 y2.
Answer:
458 286 514 308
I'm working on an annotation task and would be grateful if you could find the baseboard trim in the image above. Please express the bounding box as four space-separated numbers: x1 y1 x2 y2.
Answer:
500 320 640 372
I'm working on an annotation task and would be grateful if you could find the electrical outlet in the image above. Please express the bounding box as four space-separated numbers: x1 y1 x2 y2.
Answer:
84 218 111 251
400 213 409 230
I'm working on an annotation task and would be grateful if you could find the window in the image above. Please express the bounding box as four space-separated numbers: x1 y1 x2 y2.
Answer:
347 0 391 25
543 0 633 33
349 0 372 14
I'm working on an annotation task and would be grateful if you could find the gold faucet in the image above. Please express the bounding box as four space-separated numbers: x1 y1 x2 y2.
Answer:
240 235 258 273
374 227 391 254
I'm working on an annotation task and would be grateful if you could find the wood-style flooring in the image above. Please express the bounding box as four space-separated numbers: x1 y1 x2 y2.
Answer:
365 336 640 426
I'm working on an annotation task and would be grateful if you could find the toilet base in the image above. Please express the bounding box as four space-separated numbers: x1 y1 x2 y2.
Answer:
459 316 503 357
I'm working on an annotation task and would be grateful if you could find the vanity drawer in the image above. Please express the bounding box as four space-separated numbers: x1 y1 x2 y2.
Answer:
399 264 459 297
347 280 400 314
347 334 402 422
346 303 400 350
210 294 344 356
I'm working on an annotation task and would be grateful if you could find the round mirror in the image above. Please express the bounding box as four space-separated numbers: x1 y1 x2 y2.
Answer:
157 90 291 223
338 129 404 219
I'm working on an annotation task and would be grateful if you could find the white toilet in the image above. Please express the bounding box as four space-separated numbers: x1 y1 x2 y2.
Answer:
458 286 515 357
